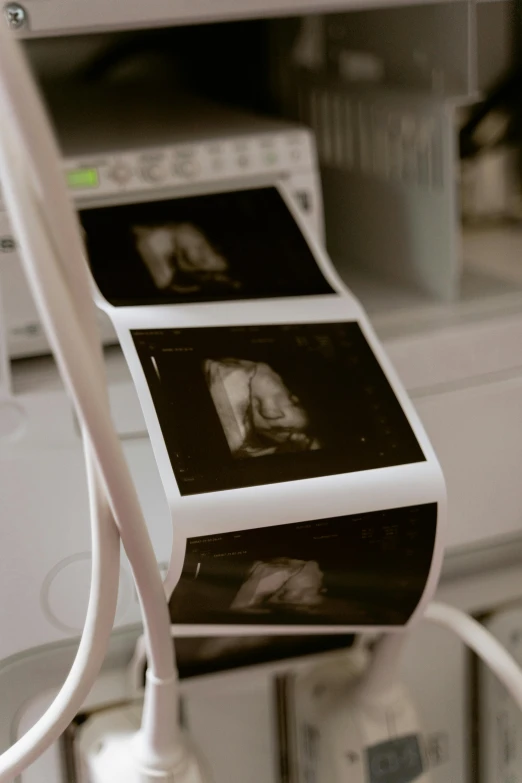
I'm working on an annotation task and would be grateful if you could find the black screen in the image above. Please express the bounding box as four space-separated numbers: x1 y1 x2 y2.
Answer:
80 187 334 306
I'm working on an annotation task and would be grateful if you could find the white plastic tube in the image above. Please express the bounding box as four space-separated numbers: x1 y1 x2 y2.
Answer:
0 436 120 781
354 632 409 699
0 273 11 397
358 605 522 713
0 128 180 772
425 602 522 711
0 18 173 683
0 66 122 778
0 28 181 778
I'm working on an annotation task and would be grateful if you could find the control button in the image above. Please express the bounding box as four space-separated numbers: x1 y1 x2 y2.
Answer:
290 148 302 161
108 163 132 185
174 159 200 179
141 163 168 183
237 155 249 168
265 152 278 166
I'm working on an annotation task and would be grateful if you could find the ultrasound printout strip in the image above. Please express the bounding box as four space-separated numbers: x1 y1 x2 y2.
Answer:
80 187 334 307
83 181 446 634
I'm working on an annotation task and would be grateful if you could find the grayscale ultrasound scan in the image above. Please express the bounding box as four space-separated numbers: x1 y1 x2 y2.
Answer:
132 322 425 494
169 505 437 627
80 187 334 306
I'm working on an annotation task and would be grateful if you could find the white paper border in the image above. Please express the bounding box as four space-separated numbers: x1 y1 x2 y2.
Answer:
87 180 446 633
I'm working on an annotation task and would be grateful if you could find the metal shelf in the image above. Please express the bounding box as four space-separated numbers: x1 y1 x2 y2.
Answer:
13 0 463 39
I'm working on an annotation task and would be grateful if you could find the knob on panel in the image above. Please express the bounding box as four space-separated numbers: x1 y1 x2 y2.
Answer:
108 163 132 185
141 163 168 183
173 159 200 179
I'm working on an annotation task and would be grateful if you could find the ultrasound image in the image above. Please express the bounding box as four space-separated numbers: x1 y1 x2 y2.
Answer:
169 505 437 627
80 187 334 306
204 358 322 459
132 322 425 495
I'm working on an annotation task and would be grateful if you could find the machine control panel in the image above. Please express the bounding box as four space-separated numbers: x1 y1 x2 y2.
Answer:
59 130 315 203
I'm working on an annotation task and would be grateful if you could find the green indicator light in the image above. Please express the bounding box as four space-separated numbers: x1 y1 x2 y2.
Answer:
66 168 99 189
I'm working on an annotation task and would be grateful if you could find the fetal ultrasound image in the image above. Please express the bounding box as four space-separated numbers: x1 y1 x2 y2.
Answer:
169 504 437 628
79 187 334 306
132 322 425 495
204 357 322 459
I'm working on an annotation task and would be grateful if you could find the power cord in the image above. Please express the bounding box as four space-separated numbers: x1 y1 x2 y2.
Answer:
0 22 202 783
425 602 522 711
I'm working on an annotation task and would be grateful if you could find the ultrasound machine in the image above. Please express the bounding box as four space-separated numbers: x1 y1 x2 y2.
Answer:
1 3 522 783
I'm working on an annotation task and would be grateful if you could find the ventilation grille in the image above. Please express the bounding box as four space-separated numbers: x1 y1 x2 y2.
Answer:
295 83 444 191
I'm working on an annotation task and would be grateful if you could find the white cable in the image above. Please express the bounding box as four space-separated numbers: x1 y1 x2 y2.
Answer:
0 28 181 778
0 146 121 783
358 605 522 713
0 272 12 398
0 25 126 777
0 441 121 781
0 56 122 776
356 603 522 713
0 109 180 773
425 602 522 711
0 16 174 682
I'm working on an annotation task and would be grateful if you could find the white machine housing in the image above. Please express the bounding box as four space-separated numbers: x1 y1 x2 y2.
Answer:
5 0 398 38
